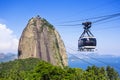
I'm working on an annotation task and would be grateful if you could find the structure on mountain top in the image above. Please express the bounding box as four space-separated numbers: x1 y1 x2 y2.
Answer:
18 16 68 67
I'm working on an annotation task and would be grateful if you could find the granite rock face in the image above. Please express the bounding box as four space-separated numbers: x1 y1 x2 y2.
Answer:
18 16 68 67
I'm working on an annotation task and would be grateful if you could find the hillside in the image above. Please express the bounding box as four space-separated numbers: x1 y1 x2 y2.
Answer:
0 58 119 80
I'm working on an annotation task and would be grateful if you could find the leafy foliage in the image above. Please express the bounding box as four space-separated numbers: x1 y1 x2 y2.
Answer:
42 18 54 30
0 58 119 80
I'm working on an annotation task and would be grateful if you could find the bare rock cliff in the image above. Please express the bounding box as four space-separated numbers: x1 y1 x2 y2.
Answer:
18 16 68 67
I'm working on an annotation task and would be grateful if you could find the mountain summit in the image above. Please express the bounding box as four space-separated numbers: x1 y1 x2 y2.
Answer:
18 16 68 67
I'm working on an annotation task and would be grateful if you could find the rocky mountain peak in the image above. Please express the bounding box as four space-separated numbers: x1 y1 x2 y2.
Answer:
18 16 68 67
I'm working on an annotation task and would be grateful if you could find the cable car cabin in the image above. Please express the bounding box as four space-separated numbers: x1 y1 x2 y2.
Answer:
78 37 96 51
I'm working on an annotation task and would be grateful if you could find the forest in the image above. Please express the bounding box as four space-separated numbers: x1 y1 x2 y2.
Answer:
0 58 120 80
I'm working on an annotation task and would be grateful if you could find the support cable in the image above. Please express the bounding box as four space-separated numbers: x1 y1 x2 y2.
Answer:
67 51 94 65
56 12 120 26
67 46 120 71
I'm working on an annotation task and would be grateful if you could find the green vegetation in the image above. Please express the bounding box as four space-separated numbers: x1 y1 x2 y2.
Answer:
0 58 119 80
42 18 54 30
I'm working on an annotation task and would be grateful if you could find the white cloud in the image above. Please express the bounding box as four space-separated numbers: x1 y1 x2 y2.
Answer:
0 24 18 54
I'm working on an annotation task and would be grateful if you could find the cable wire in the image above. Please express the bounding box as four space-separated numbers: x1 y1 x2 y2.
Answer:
67 51 94 65
56 23 82 26
56 12 120 26
54 0 116 22
67 46 120 71
93 13 120 23
59 12 120 24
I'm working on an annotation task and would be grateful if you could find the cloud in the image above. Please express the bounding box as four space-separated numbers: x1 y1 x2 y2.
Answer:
0 24 18 54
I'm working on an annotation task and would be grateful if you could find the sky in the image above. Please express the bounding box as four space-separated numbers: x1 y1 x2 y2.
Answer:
0 0 120 56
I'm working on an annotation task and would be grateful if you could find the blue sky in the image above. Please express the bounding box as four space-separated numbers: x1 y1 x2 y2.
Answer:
0 0 120 56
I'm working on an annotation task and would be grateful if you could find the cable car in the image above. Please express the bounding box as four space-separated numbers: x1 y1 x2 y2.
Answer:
78 37 96 51
78 22 97 51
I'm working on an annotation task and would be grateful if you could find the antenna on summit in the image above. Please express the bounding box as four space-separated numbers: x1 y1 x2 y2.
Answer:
36 15 41 19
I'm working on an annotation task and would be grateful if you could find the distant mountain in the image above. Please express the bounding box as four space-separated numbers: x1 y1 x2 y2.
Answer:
68 52 119 60
68 53 120 74
0 53 17 62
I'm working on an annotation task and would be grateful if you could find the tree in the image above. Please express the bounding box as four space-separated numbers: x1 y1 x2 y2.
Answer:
0 58 120 80
106 66 119 80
